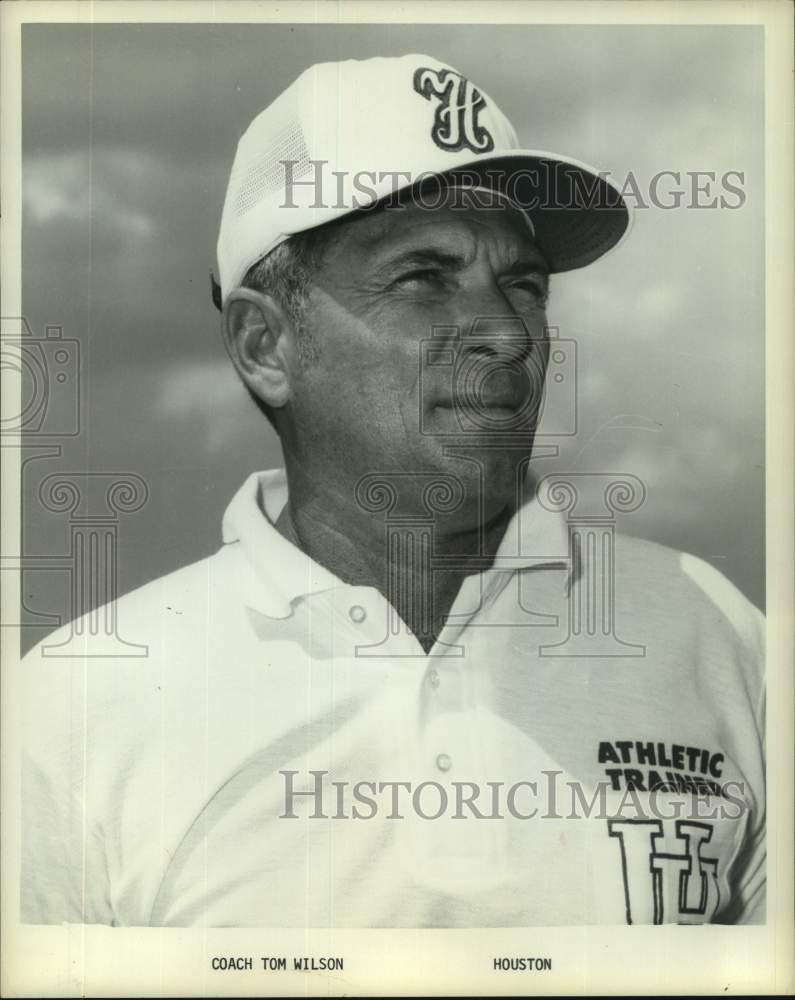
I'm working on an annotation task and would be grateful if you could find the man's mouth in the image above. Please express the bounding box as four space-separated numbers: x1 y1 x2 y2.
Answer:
437 399 521 414
440 382 534 414
433 396 537 430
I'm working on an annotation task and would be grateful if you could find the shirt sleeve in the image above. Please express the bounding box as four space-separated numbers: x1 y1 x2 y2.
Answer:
680 553 766 925
723 671 766 925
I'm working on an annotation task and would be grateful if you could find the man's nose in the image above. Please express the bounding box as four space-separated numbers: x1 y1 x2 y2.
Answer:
449 287 548 407
450 279 536 357
463 314 533 362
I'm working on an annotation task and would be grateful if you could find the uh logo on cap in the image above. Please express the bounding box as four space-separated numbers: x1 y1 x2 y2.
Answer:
413 66 496 155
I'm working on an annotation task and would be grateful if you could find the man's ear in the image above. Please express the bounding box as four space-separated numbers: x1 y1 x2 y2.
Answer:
221 288 296 410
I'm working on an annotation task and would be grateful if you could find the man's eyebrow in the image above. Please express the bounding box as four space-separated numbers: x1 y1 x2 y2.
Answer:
371 248 551 282
499 256 551 279
371 248 468 277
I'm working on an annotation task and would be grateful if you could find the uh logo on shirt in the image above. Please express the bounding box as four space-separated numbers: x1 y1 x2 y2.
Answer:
607 818 721 924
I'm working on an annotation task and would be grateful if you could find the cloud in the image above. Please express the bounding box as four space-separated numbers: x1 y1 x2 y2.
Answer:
150 357 269 457
24 148 158 239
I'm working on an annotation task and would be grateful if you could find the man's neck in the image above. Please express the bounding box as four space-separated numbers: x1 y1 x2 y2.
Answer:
273 477 515 654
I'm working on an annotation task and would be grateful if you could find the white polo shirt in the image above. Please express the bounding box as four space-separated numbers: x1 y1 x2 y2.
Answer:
20 469 765 927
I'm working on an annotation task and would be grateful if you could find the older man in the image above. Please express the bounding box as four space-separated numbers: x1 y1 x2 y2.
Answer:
21 54 765 927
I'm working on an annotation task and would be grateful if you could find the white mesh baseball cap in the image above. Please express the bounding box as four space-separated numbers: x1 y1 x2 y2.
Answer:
215 53 631 302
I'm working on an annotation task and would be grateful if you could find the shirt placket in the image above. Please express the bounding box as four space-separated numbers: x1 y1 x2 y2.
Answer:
389 571 511 893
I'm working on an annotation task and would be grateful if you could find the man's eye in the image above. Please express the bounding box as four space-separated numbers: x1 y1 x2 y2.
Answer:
394 269 445 289
505 279 548 303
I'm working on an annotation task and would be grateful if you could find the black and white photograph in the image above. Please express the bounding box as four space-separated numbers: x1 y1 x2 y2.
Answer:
2 1 792 996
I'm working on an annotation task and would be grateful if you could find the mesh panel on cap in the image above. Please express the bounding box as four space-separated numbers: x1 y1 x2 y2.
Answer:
233 122 312 218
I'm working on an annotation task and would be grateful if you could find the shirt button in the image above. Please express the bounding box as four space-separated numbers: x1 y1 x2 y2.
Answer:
427 668 440 688
349 605 367 623
436 753 452 772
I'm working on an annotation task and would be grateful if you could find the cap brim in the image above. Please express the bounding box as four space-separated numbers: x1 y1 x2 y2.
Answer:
426 150 631 273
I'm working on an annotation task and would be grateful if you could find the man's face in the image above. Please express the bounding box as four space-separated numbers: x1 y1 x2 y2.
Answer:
282 192 550 522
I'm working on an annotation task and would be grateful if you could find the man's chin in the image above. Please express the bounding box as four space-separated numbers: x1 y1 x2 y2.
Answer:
424 439 535 514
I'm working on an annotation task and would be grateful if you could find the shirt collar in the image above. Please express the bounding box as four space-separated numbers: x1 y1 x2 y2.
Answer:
222 468 570 619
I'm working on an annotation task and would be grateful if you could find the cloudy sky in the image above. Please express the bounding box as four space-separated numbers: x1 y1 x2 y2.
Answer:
19 22 765 647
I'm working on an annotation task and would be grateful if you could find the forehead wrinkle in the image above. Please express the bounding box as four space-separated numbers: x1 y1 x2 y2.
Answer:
361 213 478 257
